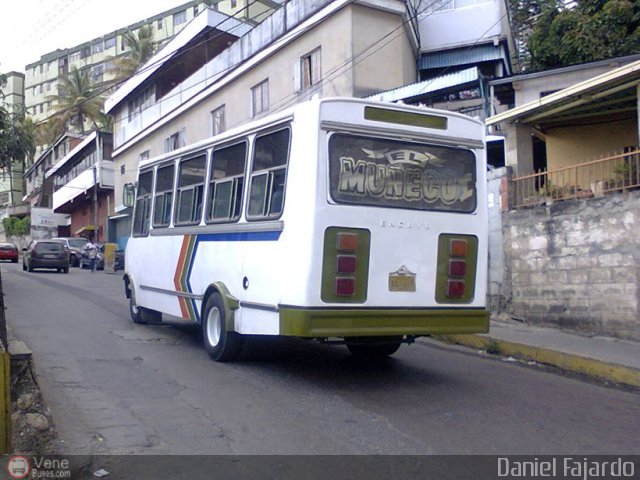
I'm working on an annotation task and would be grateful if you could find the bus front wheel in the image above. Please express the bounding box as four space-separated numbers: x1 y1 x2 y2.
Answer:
129 295 161 324
346 337 402 358
202 293 244 362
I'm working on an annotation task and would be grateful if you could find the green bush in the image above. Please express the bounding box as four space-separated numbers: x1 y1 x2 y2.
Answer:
2 216 30 236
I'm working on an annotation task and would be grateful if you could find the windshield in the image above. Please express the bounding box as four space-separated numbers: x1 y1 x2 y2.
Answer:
328 133 477 213
68 239 88 248
35 242 64 253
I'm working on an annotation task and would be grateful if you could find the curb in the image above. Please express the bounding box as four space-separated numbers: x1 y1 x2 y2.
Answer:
433 334 640 388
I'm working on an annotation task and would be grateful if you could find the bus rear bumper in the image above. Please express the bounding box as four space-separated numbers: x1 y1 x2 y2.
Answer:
278 307 489 338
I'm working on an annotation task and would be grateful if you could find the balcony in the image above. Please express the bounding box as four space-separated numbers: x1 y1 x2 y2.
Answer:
52 161 114 212
509 147 640 209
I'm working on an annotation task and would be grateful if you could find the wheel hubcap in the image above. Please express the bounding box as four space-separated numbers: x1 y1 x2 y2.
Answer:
207 307 222 347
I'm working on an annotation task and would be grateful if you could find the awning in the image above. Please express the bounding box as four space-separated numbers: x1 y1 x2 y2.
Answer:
75 225 97 236
366 67 479 103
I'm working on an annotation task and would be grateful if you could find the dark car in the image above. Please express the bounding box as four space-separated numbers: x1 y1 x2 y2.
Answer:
51 237 88 267
79 243 104 270
22 240 69 273
0 243 19 263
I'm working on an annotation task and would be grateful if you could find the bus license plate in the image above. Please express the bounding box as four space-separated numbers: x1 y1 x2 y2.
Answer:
388 274 416 292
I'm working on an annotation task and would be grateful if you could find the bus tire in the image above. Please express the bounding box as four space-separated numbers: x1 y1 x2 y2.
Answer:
346 338 402 358
202 293 243 362
129 295 162 324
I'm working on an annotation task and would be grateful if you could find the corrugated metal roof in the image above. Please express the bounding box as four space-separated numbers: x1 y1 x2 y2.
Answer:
367 67 479 103
419 43 506 70
486 59 640 125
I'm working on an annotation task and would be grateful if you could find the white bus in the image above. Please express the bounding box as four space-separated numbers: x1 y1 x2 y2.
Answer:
124 97 489 361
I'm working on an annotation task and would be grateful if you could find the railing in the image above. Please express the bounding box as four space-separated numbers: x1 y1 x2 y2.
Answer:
509 148 640 209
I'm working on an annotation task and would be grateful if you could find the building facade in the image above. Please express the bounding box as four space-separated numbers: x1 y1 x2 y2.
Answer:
0 72 29 220
46 131 115 242
23 0 281 127
105 0 417 244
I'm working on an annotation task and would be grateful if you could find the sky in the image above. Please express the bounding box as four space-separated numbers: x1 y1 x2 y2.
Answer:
0 0 190 73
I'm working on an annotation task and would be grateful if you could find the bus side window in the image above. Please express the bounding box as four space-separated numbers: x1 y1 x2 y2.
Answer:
175 153 207 225
132 170 153 236
207 142 247 223
247 128 290 220
153 164 175 228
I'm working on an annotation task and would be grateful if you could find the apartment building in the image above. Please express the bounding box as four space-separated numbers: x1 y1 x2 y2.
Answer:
104 0 416 247
24 133 85 210
23 0 281 126
46 131 115 241
0 72 28 217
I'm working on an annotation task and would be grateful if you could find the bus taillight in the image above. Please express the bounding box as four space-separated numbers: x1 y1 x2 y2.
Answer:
435 234 478 304
322 228 370 303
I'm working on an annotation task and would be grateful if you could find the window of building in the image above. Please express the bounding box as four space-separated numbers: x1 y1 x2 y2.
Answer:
39 104 43 114
153 164 175 227
80 46 91 59
140 150 150 161
92 64 104 83
231 0 237 8
207 142 246 223
164 129 186 153
105 37 116 49
247 128 290 219
193 5 199 15
120 164 126 175
93 41 104 54
39 64 43 74
173 10 187 26
298 48 321 91
251 79 269 117
211 105 226 136
128 86 155 121
175 154 206 225
132 170 153 236
121 36 126 51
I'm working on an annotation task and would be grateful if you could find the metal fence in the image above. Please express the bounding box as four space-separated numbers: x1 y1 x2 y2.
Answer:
509 147 640 209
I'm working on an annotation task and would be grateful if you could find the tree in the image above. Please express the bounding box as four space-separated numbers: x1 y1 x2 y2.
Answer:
522 0 640 71
49 67 104 134
0 75 35 170
110 25 157 82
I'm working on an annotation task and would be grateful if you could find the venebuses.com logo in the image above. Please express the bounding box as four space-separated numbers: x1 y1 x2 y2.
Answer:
6 456 30 479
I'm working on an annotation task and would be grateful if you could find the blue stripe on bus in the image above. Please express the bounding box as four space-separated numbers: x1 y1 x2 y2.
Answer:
197 230 283 242
185 230 282 322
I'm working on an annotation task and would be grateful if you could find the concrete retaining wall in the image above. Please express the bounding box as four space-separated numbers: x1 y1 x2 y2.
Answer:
502 191 640 340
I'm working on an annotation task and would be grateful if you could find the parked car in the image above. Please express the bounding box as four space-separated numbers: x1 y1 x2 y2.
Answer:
79 243 104 270
0 243 19 263
51 237 88 267
22 240 69 273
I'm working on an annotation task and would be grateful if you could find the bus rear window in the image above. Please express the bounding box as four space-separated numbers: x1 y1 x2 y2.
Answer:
328 133 476 213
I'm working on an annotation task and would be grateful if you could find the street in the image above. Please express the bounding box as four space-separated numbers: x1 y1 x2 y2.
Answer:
2 262 639 455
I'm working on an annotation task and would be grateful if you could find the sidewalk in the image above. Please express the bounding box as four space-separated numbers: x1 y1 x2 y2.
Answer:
436 317 640 388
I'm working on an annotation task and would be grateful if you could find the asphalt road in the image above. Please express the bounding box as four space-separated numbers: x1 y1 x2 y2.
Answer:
2 261 639 455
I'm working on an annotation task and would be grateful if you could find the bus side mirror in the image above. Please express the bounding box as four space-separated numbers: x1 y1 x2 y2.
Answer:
123 183 135 208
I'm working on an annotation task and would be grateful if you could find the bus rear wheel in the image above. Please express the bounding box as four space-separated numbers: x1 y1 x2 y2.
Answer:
202 293 244 362
346 337 402 358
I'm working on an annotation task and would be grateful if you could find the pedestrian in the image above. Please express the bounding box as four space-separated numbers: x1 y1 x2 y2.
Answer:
85 238 97 272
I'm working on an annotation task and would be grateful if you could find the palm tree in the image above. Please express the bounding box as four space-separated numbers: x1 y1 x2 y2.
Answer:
34 115 65 149
111 25 156 82
49 67 104 133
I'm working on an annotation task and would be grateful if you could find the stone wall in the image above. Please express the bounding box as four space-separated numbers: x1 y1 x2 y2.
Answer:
502 191 640 340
